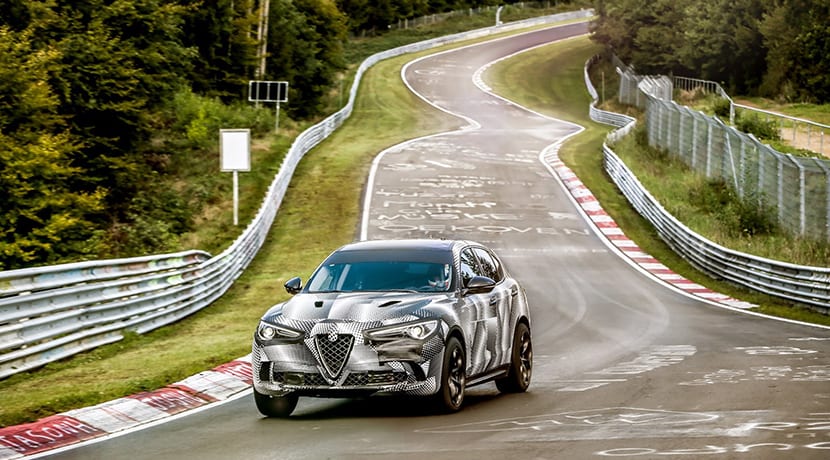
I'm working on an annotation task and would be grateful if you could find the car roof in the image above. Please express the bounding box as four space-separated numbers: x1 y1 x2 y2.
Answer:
335 239 475 253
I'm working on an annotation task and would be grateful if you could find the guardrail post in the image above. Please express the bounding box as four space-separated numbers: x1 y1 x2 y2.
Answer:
677 104 684 154
757 143 764 200
796 158 806 236
667 104 673 151
706 123 713 177
738 142 749 199
778 155 785 224
692 113 700 170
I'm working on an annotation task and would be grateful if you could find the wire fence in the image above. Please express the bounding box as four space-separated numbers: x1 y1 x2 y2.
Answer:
673 77 829 157
586 57 830 312
617 64 830 242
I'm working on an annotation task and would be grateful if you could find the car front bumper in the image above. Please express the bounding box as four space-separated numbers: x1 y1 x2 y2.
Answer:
252 331 444 397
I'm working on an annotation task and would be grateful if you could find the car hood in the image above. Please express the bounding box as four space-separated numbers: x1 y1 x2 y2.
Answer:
266 291 451 323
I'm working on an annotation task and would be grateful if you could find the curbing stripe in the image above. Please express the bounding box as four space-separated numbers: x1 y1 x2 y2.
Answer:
545 156 757 311
0 358 254 458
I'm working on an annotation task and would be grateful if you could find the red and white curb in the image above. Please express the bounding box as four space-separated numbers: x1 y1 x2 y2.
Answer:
0 357 254 458
546 153 756 311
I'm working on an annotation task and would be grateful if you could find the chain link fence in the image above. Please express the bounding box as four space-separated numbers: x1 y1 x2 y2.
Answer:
588 58 830 311
616 64 830 242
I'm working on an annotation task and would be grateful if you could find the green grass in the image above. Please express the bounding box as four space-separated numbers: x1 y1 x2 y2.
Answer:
485 37 830 327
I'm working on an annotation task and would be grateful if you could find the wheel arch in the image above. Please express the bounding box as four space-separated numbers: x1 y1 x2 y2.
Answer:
516 315 530 332
446 325 466 350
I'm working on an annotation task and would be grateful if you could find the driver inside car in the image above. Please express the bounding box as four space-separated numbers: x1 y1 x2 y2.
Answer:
427 264 450 290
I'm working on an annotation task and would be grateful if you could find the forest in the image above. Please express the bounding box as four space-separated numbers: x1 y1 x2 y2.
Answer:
0 0 826 270
590 0 829 102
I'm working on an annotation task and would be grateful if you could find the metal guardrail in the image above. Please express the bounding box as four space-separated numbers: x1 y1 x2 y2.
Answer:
0 10 594 380
584 55 635 140
584 57 830 313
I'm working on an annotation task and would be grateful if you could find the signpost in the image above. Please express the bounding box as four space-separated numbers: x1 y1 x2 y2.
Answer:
248 80 288 132
219 129 251 226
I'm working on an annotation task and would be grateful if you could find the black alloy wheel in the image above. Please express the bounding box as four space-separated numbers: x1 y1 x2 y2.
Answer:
496 322 532 393
436 337 466 412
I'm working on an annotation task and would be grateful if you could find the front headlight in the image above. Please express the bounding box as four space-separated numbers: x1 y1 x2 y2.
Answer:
256 321 304 342
364 319 439 341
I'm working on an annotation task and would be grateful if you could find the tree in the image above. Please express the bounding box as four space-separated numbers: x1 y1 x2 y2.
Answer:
336 0 371 32
590 0 648 65
591 0 828 103
0 0 31 31
27 0 193 217
0 27 105 269
628 0 686 75
760 0 830 102
678 0 766 93
792 21 830 102
179 0 259 100
266 0 347 118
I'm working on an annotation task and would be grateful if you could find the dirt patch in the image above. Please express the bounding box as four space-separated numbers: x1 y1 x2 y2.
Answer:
778 125 829 158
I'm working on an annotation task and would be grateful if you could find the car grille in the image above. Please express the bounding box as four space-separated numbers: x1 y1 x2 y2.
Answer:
314 334 355 380
273 371 408 387
344 371 408 386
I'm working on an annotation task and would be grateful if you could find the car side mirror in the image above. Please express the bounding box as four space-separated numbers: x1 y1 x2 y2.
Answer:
464 275 496 294
284 277 303 295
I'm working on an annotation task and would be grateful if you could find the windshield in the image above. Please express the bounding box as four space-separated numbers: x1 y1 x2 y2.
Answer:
307 261 453 293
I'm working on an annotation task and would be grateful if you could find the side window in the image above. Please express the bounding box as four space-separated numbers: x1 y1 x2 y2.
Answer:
459 249 478 287
473 248 501 282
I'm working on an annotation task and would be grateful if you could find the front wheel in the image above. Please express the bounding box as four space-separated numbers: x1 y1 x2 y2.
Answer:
496 322 532 393
254 389 299 417
434 337 466 413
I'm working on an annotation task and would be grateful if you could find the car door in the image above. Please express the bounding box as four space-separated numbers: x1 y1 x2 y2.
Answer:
458 246 505 375
471 247 511 369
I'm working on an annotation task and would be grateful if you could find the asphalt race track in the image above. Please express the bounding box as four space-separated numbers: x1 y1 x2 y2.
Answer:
40 22 830 460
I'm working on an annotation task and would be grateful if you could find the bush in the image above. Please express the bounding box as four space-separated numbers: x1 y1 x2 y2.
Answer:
736 112 781 141
733 191 778 237
688 177 732 212
712 97 733 119
164 89 275 150
688 177 778 238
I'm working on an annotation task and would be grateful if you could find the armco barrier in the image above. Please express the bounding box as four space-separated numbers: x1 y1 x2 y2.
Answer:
584 57 830 313
0 10 595 380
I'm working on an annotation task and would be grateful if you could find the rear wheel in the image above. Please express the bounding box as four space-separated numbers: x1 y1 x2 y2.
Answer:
254 389 299 417
496 322 532 393
434 337 466 413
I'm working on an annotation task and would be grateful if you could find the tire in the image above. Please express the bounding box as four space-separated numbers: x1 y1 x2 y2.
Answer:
254 389 299 417
434 337 466 413
496 322 532 393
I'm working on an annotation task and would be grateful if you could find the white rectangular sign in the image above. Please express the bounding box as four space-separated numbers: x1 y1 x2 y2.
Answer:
220 129 251 171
